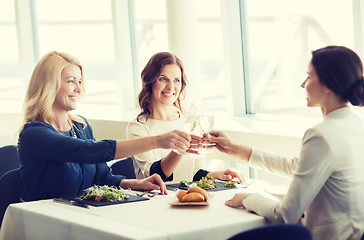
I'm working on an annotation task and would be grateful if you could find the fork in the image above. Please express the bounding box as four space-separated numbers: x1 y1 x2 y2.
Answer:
136 191 158 198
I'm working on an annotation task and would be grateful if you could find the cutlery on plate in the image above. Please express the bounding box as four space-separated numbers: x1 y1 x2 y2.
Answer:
53 198 89 209
134 191 158 198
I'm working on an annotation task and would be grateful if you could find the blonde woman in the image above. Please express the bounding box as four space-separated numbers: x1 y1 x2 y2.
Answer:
127 52 244 183
18 51 193 201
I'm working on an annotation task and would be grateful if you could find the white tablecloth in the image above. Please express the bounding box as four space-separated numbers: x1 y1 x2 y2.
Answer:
0 180 273 240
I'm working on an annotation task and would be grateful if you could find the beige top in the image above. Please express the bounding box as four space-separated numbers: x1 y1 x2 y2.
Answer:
126 115 204 183
243 107 364 240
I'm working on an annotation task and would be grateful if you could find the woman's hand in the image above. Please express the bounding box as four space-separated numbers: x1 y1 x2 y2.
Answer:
204 130 252 161
120 174 167 195
205 130 234 154
157 130 191 153
225 193 251 208
208 168 245 183
185 134 203 154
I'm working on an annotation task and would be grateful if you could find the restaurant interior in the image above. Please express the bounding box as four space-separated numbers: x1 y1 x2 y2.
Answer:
1 0 364 239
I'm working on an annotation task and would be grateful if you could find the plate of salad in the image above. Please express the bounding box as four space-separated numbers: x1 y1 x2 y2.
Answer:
166 176 237 192
67 185 150 207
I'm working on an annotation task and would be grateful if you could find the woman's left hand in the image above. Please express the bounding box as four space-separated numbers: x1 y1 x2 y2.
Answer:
225 193 251 208
139 174 168 195
120 173 167 195
208 168 245 183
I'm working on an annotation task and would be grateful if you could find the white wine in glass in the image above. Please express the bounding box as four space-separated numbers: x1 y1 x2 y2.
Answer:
173 103 200 156
200 102 215 151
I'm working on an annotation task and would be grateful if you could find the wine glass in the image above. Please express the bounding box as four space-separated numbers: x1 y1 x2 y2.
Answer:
173 103 201 156
199 102 215 154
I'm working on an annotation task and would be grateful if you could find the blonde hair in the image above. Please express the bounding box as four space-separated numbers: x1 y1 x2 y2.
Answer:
20 51 86 132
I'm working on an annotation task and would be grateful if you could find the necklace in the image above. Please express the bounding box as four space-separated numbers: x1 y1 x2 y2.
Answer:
69 119 77 138
58 120 77 138
70 125 77 138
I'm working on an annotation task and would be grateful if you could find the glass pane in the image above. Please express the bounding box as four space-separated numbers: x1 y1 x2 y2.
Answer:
134 0 227 111
245 0 354 117
35 0 117 105
134 0 169 72
36 0 111 21
0 1 20 102
197 0 226 111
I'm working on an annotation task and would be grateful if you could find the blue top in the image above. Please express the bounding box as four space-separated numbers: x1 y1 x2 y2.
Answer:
17 117 125 201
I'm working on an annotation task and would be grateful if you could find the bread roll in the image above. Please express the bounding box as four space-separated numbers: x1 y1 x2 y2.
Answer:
176 190 187 202
187 186 208 201
182 192 204 202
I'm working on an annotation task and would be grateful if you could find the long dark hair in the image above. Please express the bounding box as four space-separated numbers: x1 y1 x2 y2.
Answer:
137 52 188 122
311 46 364 106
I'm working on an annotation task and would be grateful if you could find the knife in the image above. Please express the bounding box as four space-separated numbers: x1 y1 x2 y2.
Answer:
53 198 89 209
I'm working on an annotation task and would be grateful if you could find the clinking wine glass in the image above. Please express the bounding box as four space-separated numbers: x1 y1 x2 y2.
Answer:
199 102 215 154
173 103 201 157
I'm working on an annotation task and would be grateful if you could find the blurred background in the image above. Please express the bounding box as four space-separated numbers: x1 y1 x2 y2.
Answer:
0 0 362 129
1 0 363 182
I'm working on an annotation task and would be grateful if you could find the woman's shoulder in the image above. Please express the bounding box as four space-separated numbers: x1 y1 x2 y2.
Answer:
19 122 57 142
127 115 148 128
22 121 55 132
127 116 148 133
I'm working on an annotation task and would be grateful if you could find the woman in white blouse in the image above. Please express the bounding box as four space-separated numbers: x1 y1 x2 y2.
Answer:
127 52 244 183
207 46 364 240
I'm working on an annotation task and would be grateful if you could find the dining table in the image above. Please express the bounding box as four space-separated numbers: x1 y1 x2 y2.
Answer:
0 179 281 240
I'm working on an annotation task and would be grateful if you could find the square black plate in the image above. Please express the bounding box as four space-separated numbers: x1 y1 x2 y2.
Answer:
65 194 149 207
166 181 236 192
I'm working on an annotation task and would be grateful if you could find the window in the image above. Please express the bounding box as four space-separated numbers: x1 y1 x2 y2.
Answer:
0 1 20 102
134 0 228 111
244 0 355 118
1 0 362 124
35 0 118 106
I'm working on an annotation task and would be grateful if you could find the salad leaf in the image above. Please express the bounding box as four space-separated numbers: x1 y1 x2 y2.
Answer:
224 181 236 188
198 176 217 189
179 180 189 187
79 185 129 202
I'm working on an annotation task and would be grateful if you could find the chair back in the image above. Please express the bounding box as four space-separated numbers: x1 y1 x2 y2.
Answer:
0 168 21 228
228 224 312 240
0 145 20 178
110 157 136 179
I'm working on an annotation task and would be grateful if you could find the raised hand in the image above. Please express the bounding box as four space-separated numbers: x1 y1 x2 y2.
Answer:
206 130 234 154
157 130 191 153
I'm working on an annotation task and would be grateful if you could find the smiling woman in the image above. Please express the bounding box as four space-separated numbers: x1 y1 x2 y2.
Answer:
127 52 244 184
17 51 199 202
52 64 84 129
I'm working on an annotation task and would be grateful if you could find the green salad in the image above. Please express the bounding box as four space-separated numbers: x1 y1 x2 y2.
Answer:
179 180 189 187
224 181 236 188
198 175 217 189
79 185 129 202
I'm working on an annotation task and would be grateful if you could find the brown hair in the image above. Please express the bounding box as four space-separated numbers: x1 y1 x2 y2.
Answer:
311 46 364 106
137 52 188 122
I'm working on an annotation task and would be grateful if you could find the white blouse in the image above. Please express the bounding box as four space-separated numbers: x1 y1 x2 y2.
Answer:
126 115 204 184
243 107 364 240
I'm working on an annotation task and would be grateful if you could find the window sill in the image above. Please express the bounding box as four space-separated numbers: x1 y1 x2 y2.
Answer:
0 100 323 139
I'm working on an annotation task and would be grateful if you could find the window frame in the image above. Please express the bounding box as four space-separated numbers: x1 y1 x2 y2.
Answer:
5 0 364 125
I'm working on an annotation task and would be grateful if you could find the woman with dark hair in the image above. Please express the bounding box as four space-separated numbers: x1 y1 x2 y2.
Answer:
207 46 364 240
127 52 244 183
